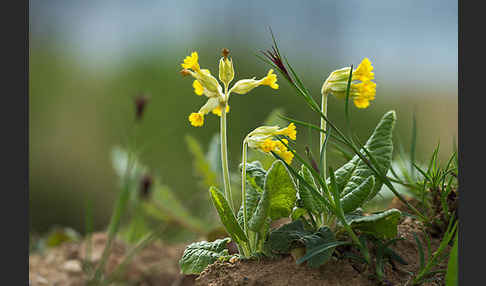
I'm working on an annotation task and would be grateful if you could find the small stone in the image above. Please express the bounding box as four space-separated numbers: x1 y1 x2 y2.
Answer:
62 260 82 273
229 256 239 264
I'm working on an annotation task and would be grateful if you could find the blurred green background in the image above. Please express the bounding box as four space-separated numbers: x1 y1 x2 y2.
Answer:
29 0 457 235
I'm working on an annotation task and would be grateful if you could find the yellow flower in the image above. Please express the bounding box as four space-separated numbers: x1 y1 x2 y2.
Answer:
211 104 230 116
188 112 204 127
278 150 294 165
181 49 279 127
276 123 296 140
321 58 376 109
260 69 279 89
230 69 279 95
353 58 374 82
181 52 200 71
260 139 277 152
193 80 204 96
245 123 296 164
351 80 376 109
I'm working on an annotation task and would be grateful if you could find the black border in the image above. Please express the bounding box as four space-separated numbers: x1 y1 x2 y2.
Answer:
4 0 29 284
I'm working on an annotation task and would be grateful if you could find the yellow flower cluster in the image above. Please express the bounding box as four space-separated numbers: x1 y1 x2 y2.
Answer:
181 51 279 127
321 58 376 109
245 123 297 164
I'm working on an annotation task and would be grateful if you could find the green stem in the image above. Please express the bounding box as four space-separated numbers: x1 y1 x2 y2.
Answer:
241 141 249 240
319 92 328 227
220 101 235 212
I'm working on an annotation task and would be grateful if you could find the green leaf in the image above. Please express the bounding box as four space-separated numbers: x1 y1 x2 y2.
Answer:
185 135 220 189
179 238 231 274
329 111 396 201
291 207 307 221
297 165 325 214
445 232 458 286
248 184 270 232
347 209 401 239
265 220 342 268
264 160 298 220
242 161 267 190
340 176 375 214
237 179 263 229
209 186 248 244
265 220 309 254
298 227 343 268
144 182 206 234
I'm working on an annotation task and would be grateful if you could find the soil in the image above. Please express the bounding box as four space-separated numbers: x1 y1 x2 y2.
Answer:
196 218 449 286
29 217 450 286
29 232 196 286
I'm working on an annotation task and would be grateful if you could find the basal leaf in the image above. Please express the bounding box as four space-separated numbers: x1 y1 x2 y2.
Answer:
299 227 341 268
241 160 267 190
209 187 248 244
266 220 341 268
265 220 312 254
329 111 396 201
179 238 231 274
248 186 270 232
348 209 401 239
264 160 298 220
237 179 263 229
297 165 325 214
340 176 375 214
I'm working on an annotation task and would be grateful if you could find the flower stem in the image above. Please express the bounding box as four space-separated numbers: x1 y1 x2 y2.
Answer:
319 92 328 226
241 141 249 238
220 102 235 212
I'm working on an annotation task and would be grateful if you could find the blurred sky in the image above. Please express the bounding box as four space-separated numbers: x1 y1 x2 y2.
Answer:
30 0 457 92
29 0 458 233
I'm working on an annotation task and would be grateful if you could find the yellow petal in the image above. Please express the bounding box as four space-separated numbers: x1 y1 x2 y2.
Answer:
188 112 204 127
192 80 204 96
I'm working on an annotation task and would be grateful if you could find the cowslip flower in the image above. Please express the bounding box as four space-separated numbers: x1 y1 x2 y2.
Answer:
245 123 297 164
181 50 279 127
321 58 376 109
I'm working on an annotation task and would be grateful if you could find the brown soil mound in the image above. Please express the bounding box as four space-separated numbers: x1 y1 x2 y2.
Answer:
29 232 196 286
196 218 449 286
29 218 450 286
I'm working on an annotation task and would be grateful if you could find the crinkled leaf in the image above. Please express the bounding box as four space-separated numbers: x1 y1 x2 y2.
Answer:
265 220 312 254
347 209 401 239
266 220 340 268
209 187 248 244
241 160 267 190
237 180 263 228
297 165 325 214
248 187 270 232
328 111 396 201
340 176 375 214
298 227 341 268
179 238 231 274
265 160 298 219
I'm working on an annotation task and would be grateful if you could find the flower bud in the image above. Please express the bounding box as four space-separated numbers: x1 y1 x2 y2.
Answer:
229 78 260 95
219 56 234 87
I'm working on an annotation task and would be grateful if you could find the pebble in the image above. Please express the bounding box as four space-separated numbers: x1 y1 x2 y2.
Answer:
62 260 82 273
